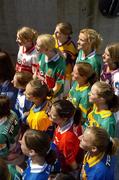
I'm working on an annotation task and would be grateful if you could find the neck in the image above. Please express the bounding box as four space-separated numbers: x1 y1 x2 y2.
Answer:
58 36 69 44
45 50 56 60
83 48 93 57
31 155 45 165
78 81 87 87
34 99 45 106
95 103 108 111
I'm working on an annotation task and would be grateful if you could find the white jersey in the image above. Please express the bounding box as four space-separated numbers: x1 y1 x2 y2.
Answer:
16 45 39 74
111 69 119 96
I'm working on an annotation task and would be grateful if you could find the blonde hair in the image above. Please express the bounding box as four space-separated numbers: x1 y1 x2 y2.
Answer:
87 126 119 155
80 28 103 51
106 43 119 66
17 26 38 43
93 81 119 112
56 22 73 35
37 34 55 51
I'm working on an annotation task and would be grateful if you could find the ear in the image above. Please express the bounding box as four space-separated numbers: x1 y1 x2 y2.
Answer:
91 146 98 153
29 149 36 157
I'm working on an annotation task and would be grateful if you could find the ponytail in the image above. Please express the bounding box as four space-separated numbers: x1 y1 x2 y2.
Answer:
107 137 119 155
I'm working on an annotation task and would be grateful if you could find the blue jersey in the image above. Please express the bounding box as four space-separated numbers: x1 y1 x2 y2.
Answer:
22 159 51 180
81 152 115 180
14 89 33 123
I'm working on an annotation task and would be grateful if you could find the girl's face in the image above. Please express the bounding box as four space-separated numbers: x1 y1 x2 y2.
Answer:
72 65 87 83
89 84 99 103
102 48 111 64
12 74 19 88
54 26 67 41
77 33 91 51
79 129 94 151
24 83 35 102
35 39 46 54
48 105 63 125
16 34 30 47
20 134 30 156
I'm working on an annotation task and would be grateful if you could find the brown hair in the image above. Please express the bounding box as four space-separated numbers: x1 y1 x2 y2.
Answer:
0 51 15 81
80 28 103 51
106 43 119 68
14 71 32 87
56 22 73 35
88 126 119 155
94 81 119 112
52 99 81 125
17 26 38 43
75 62 97 85
0 95 10 118
29 79 49 99
24 129 57 164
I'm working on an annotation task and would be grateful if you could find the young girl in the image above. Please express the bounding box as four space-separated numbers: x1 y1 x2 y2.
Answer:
12 71 33 123
20 129 60 180
54 22 78 97
68 62 96 121
35 34 66 99
25 79 53 136
0 95 21 165
48 100 83 174
79 126 119 180
76 28 103 77
0 51 18 110
100 43 119 96
16 26 39 74
86 81 119 137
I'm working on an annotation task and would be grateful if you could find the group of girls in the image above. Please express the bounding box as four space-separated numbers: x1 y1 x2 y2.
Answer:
0 22 119 180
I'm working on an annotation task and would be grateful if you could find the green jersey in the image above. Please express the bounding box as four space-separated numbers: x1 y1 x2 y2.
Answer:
86 105 116 137
37 53 66 97
76 50 102 76
0 110 19 158
68 82 92 119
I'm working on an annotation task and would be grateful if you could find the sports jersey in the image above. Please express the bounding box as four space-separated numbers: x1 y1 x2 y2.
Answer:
0 110 19 159
53 118 82 172
22 159 51 180
16 45 39 74
81 152 115 180
68 82 92 119
54 35 78 80
37 53 66 97
8 164 22 180
14 89 33 123
27 101 52 131
76 50 102 76
111 68 119 96
100 63 112 84
85 105 116 137
0 80 18 111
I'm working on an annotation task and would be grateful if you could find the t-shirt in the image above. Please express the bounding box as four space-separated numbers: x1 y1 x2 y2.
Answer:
85 105 116 137
54 35 78 80
22 159 51 180
76 50 102 76
0 110 19 158
37 53 66 97
16 45 39 74
27 101 52 131
53 118 82 172
68 82 92 119
81 152 115 180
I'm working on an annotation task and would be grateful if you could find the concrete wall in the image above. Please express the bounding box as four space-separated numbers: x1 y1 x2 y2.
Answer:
0 0 119 62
